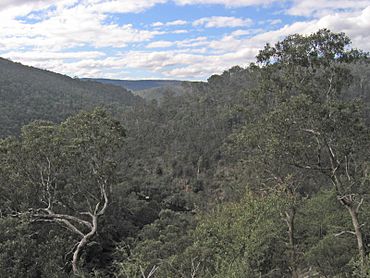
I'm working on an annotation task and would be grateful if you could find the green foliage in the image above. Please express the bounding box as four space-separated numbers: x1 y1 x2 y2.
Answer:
113 209 195 277
306 235 354 277
0 217 72 278
0 108 126 275
229 29 370 276
0 58 141 137
296 190 355 276
0 29 369 277
176 193 289 277
257 29 366 67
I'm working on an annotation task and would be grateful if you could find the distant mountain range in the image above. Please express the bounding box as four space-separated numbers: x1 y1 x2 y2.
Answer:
83 78 185 92
85 78 205 101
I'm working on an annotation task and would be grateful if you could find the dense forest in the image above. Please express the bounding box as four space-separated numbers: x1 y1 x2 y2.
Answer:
1 29 370 277
84 79 186 92
0 59 142 137
85 78 201 102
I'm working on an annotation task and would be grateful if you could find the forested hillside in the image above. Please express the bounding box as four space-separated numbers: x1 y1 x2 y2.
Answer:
1 29 370 277
85 79 185 92
0 58 142 137
86 78 202 101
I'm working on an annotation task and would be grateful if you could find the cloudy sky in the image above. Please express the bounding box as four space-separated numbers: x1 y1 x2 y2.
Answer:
0 0 369 80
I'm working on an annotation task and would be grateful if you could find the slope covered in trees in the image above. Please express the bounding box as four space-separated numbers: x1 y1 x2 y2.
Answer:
0 29 370 277
0 58 142 137
84 78 185 91
85 78 203 101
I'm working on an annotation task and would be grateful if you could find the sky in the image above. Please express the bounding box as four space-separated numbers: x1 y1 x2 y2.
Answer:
0 0 369 80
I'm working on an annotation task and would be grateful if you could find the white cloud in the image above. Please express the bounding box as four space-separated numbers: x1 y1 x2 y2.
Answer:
0 0 369 80
230 30 250 36
0 0 167 21
0 0 53 12
166 20 188 26
0 0 282 14
287 0 370 17
268 19 282 25
145 36 209 50
174 0 279 7
85 0 167 14
172 29 189 34
4 0 366 19
0 2 164 51
152 19 188 27
3 50 105 61
193 16 253 28
176 37 209 48
0 0 78 21
152 22 164 27
146 41 175 48
145 6 370 78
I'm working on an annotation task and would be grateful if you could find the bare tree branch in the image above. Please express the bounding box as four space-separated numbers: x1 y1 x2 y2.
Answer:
335 230 356 237
356 198 364 214
32 209 93 229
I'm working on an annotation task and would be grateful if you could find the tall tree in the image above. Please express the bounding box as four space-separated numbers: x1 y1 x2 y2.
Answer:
0 109 126 275
234 29 369 273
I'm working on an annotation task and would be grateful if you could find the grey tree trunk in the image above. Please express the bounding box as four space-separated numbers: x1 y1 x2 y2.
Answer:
338 195 366 270
72 215 98 275
347 205 365 264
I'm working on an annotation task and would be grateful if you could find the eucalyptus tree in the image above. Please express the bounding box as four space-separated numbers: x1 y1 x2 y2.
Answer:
234 29 369 274
0 109 125 275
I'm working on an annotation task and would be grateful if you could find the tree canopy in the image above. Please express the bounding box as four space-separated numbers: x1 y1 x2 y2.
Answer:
0 29 369 277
